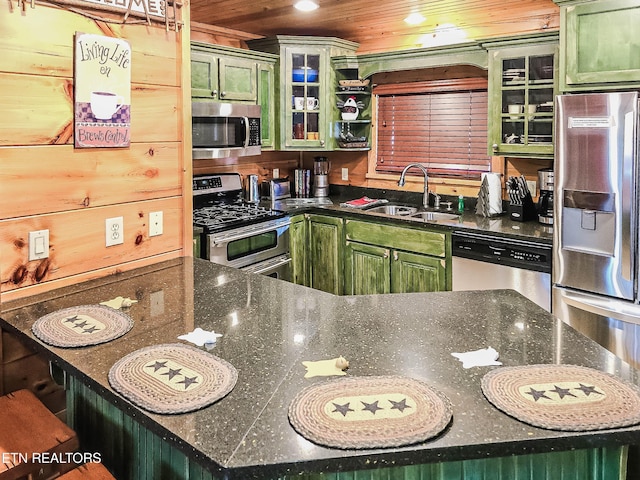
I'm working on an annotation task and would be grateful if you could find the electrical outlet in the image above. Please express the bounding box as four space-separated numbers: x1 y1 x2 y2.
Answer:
273 168 280 179
150 290 165 317
149 211 163 237
342 167 349 181
105 216 124 247
526 180 537 196
28 229 49 261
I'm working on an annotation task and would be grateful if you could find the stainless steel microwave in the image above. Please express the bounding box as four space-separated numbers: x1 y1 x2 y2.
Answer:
192 102 261 159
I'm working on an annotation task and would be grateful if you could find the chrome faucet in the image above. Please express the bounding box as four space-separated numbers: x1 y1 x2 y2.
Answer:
398 163 429 208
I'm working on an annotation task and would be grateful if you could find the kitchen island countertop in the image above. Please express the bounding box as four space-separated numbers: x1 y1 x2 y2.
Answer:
0 257 637 479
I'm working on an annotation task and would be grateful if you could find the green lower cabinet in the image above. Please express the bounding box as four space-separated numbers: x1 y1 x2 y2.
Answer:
308 214 344 295
345 242 447 295
68 375 628 480
391 249 447 293
289 214 308 286
345 218 451 295
344 241 391 295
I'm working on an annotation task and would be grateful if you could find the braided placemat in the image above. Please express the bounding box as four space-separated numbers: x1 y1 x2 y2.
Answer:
288 375 452 449
108 343 237 414
32 304 133 348
482 364 640 431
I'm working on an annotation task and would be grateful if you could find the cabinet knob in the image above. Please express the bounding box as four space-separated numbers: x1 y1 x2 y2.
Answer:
211 89 218 98
220 91 226 98
320 140 325 147
492 143 498 152
393 251 398 261
383 250 390 259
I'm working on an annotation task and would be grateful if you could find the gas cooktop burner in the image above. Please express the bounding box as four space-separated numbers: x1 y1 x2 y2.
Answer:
193 200 285 233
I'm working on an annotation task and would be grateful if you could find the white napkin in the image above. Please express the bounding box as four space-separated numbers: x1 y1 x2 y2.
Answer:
451 347 502 369
178 328 223 346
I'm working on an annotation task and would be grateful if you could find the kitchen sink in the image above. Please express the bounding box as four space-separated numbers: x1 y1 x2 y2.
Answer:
364 205 418 216
410 211 459 221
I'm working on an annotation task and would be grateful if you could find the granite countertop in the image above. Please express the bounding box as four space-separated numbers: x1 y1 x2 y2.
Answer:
268 187 553 245
1 257 636 479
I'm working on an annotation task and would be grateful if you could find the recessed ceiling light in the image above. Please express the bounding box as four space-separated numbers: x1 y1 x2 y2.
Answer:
294 0 318 12
404 12 425 25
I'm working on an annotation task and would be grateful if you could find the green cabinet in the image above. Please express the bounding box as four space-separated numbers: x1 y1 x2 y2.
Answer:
248 36 359 151
190 43 278 149
333 79 372 151
344 219 450 295
559 0 640 90
191 47 258 102
289 214 308 286
486 34 558 158
307 214 344 295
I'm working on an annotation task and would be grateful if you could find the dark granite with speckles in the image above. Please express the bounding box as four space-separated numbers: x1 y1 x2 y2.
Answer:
1 257 638 479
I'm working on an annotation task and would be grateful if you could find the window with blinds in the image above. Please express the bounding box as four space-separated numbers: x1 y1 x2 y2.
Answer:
375 84 489 179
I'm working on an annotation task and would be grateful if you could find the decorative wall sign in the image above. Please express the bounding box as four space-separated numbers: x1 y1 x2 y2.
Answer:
74 32 131 148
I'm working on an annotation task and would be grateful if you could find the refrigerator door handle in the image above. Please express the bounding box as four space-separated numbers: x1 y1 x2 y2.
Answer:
622 110 636 282
559 288 640 326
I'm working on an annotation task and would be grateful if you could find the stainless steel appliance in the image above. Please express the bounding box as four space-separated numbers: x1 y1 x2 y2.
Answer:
193 173 291 281
536 168 554 225
313 156 330 198
192 103 261 159
553 91 640 368
452 231 552 311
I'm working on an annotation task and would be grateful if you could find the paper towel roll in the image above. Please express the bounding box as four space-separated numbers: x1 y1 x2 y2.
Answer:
480 172 503 216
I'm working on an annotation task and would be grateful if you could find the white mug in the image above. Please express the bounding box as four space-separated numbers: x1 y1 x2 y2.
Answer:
508 104 522 120
91 91 124 120
527 104 537 121
306 97 319 110
294 97 305 110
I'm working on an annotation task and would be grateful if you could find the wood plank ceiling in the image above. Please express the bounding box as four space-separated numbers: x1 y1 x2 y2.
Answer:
190 0 560 54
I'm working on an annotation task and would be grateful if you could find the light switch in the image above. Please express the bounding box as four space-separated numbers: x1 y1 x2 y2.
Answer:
29 229 49 261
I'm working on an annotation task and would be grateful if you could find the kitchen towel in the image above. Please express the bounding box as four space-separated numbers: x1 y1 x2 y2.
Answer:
451 347 502 368
339 197 388 209
476 173 503 217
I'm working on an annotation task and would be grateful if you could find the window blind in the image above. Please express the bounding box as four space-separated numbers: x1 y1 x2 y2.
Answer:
375 88 489 179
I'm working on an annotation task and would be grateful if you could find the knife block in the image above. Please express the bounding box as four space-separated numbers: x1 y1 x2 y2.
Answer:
509 192 537 222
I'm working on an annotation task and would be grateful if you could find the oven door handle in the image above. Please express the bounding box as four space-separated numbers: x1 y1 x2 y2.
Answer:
211 220 291 244
251 256 292 274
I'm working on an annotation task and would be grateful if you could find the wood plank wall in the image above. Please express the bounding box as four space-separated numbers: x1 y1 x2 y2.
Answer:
0 2 192 303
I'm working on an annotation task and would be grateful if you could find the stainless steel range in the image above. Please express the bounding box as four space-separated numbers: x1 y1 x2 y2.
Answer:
193 173 291 280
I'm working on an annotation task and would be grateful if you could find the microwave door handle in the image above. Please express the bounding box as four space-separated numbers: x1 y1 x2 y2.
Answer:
243 117 250 148
212 220 292 244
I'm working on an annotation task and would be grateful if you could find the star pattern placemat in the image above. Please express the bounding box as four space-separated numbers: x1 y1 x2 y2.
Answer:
32 304 133 348
288 375 452 449
481 364 640 431
108 343 237 414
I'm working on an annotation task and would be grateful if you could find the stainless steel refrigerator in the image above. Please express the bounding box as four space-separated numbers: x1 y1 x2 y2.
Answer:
553 91 640 368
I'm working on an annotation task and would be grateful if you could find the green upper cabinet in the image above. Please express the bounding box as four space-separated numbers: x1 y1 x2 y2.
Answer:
257 61 276 149
248 36 359 151
558 0 640 90
191 50 219 100
485 34 558 158
332 70 372 151
190 43 278 148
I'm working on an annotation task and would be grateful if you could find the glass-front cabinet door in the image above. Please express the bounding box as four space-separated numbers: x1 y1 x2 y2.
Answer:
489 41 557 157
289 51 323 147
247 36 359 151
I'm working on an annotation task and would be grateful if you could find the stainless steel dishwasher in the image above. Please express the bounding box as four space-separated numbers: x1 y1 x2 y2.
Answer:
452 231 552 311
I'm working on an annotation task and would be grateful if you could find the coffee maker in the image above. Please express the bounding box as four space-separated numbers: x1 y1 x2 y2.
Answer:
537 167 554 225
313 156 330 197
